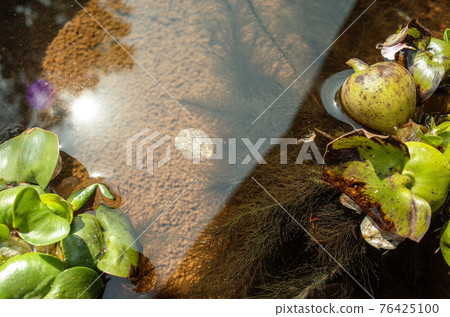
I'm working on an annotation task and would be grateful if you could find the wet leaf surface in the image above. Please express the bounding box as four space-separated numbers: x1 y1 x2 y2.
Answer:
68 183 114 211
0 128 59 189
61 213 103 270
0 253 64 299
96 205 140 277
0 185 45 226
409 50 446 104
427 38 450 74
43 266 103 299
13 187 72 245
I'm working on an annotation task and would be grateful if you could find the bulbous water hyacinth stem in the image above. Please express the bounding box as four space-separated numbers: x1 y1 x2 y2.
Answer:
340 59 416 134
346 58 369 72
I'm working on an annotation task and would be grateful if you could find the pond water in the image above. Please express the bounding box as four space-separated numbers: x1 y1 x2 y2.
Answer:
3 0 448 299
1 0 358 297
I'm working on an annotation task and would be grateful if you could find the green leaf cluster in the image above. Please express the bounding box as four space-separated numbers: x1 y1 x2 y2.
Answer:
0 128 140 298
417 117 450 148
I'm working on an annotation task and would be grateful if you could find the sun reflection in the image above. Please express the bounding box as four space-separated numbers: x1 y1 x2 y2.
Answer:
71 93 100 123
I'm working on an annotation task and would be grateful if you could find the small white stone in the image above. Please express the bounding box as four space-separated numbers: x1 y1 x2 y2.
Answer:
175 128 214 161
360 215 404 250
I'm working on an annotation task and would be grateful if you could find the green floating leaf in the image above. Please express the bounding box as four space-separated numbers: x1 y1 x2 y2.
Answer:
444 29 450 44
441 221 450 267
43 267 103 299
0 253 64 299
61 214 104 270
323 130 450 242
13 188 72 245
0 128 59 189
98 184 114 200
68 183 114 211
0 185 45 226
0 224 9 241
96 205 140 277
40 193 73 224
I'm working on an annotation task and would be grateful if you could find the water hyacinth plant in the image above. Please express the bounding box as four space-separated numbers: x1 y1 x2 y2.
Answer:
0 128 141 298
322 20 450 268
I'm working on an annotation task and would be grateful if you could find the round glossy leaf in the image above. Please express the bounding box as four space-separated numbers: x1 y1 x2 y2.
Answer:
61 214 103 270
0 185 45 226
13 188 71 245
43 267 103 299
0 128 59 189
97 235 139 278
0 253 64 298
40 193 73 223
96 205 140 277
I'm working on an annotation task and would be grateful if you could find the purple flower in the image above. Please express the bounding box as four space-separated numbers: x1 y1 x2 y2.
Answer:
27 80 55 110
